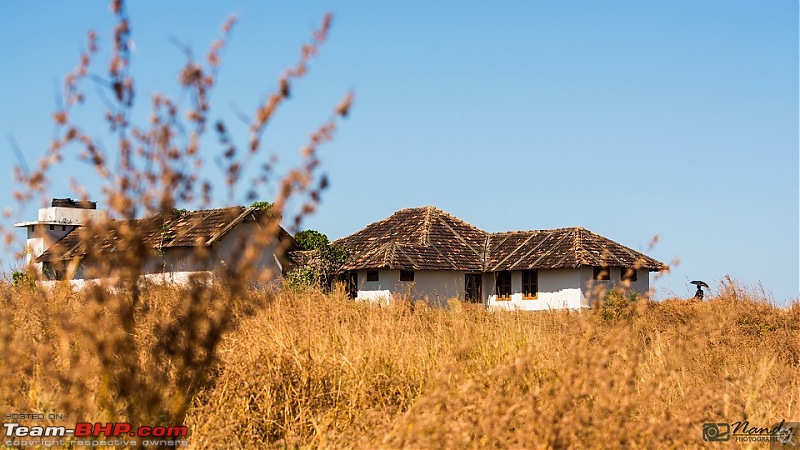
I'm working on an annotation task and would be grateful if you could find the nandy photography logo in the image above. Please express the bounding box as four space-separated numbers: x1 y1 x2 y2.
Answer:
702 420 796 447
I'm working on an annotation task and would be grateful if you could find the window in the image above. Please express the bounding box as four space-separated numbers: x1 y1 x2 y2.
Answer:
400 270 414 282
593 266 611 281
495 271 511 299
465 274 482 303
49 224 54 231
522 270 538 299
62 225 67 231
621 268 638 282
366 270 379 282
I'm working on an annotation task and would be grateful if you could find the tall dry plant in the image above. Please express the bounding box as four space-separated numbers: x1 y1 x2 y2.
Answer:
0 0 352 438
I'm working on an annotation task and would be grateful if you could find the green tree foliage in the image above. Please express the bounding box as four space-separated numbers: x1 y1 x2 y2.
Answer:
292 229 349 290
285 266 318 292
294 229 330 251
11 271 35 291
250 201 274 212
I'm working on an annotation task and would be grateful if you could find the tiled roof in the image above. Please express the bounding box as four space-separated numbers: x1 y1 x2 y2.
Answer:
334 206 486 271
334 207 665 272
37 206 281 262
485 227 664 271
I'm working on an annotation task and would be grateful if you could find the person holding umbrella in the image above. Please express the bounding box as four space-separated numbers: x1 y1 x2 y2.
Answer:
691 280 709 300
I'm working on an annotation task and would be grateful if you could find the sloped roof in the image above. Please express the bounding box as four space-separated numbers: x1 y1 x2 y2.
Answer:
334 207 665 272
37 206 284 262
334 206 486 271
485 227 664 271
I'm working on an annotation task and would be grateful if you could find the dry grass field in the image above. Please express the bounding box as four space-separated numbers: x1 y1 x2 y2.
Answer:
1 281 797 449
3 1 795 448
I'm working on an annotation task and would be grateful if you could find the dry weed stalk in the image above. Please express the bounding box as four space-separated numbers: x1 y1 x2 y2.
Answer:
0 0 352 442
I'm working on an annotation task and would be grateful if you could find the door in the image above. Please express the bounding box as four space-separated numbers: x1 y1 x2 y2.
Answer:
465 273 482 303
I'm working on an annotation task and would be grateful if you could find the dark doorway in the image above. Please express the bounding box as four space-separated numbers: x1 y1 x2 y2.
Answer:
346 271 357 299
465 274 482 303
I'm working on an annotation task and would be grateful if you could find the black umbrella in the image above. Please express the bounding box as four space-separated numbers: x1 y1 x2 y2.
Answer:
690 281 709 288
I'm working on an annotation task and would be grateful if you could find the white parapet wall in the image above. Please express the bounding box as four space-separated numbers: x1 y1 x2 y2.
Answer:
37 206 108 225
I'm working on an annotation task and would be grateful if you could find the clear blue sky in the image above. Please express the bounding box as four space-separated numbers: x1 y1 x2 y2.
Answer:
1 1 797 303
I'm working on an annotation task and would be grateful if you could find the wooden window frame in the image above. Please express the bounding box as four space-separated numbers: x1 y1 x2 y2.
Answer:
593 266 611 281
495 271 512 300
400 270 415 282
621 267 638 282
366 270 379 282
522 269 538 300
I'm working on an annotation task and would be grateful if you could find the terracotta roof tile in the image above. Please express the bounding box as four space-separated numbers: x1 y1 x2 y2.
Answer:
335 206 486 271
334 207 666 272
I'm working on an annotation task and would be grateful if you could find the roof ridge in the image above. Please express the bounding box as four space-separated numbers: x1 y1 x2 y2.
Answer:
489 232 537 271
527 229 575 269
123 205 247 224
481 234 490 271
489 226 581 235
436 213 485 260
420 206 433 245
574 227 585 265
397 206 485 232
205 206 255 246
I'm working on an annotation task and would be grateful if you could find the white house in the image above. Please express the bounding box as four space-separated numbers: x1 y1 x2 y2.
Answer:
15 198 109 273
333 206 666 310
17 199 298 285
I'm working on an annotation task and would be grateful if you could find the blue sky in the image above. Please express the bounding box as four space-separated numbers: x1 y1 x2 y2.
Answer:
1 1 797 303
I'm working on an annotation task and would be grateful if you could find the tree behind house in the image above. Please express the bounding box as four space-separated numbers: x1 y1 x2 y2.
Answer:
291 229 349 291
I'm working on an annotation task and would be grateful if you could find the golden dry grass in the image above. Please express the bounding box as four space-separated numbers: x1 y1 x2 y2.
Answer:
183 287 799 449
1 5 796 447
4 281 795 448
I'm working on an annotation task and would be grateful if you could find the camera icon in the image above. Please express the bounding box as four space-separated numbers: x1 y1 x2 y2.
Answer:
703 423 731 442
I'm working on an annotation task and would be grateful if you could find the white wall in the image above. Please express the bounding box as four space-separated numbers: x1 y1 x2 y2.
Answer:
579 267 650 307
37 206 108 225
355 269 396 302
23 224 74 270
354 267 653 310
410 270 465 307
357 268 589 310
487 269 584 311
355 269 466 306
210 221 285 279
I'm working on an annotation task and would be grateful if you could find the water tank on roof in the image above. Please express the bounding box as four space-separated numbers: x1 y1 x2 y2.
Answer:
51 198 97 209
